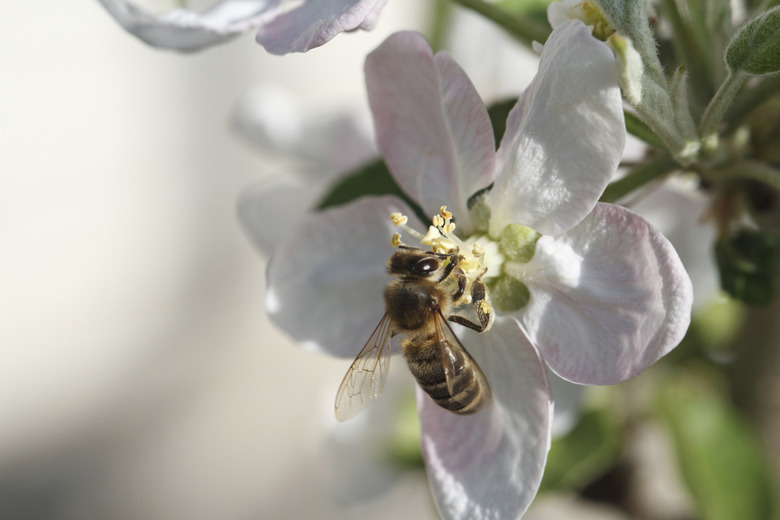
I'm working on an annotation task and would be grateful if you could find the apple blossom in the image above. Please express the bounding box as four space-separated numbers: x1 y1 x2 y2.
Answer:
96 0 389 53
249 20 692 520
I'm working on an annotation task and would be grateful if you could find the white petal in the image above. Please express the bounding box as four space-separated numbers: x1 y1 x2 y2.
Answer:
231 84 306 156
630 182 719 312
232 84 376 169
357 0 391 30
366 31 495 233
419 318 553 520
237 180 323 256
256 0 388 55
265 196 423 357
488 20 625 237
96 0 281 51
513 203 693 385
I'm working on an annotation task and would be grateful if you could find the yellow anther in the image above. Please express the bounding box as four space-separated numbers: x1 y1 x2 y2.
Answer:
440 206 453 220
444 222 456 234
391 233 403 247
459 256 479 273
420 226 441 246
432 214 444 228
472 243 485 257
390 213 408 226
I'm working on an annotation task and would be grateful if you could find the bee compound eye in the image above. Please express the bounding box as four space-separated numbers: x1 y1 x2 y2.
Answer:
413 257 439 275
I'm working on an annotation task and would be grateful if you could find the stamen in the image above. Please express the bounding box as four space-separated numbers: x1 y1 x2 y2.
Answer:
389 213 408 226
390 212 425 240
439 206 452 220
472 243 485 258
390 233 403 247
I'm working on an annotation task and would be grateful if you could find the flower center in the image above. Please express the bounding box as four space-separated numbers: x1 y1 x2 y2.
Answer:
389 207 543 312
389 207 503 304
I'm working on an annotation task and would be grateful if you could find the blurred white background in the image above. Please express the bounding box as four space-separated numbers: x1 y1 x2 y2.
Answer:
0 2 564 519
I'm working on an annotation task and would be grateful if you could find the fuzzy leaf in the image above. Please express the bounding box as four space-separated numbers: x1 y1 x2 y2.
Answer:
726 6 780 75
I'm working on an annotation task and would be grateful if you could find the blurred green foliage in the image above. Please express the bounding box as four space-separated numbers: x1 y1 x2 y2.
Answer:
539 407 624 492
715 229 780 305
655 368 777 520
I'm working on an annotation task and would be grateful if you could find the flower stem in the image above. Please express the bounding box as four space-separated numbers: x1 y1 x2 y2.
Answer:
716 160 780 192
700 70 749 141
600 154 679 203
429 0 455 51
630 83 700 166
724 75 780 131
448 0 550 45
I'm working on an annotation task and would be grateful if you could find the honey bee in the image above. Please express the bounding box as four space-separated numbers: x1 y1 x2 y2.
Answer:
334 245 494 422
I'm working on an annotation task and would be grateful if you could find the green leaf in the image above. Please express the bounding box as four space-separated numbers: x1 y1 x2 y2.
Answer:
726 6 780 75
655 370 777 520
316 160 422 218
539 408 624 492
496 0 551 19
624 111 666 149
714 228 780 305
599 153 678 203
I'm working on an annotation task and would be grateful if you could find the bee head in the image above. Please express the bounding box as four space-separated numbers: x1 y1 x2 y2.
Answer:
387 247 457 280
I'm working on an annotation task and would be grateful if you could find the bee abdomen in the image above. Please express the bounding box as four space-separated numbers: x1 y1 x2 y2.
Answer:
403 336 488 415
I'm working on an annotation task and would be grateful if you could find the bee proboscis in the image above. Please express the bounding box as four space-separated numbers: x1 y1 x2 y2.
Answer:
334 245 493 422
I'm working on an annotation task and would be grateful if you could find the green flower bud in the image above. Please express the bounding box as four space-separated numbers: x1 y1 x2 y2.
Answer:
499 223 541 263
489 275 531 312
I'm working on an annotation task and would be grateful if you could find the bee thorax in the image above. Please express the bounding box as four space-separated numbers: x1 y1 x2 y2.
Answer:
384 281 442 332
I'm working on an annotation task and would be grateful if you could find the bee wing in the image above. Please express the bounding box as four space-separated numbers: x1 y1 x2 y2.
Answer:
432 307 492 403
334 314 395 422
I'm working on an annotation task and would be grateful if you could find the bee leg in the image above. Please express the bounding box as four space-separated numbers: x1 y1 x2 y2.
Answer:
448 269 494 333
472 269 494 331
452 268 468 304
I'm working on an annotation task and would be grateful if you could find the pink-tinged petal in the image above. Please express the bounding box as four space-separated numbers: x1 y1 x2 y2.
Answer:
97 0 282 51
266 196 423 358
512 203 693 385
357 0 391 30
631 184 719 312
488 20 625 237
419 318 553 520
256 0 388 55
366 31 495 233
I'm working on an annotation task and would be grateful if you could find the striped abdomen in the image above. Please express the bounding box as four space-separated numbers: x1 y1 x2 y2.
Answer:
402 334 489 415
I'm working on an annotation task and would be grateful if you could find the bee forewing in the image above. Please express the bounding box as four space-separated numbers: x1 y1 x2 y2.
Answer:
434 309 492 404
334 314 394 422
